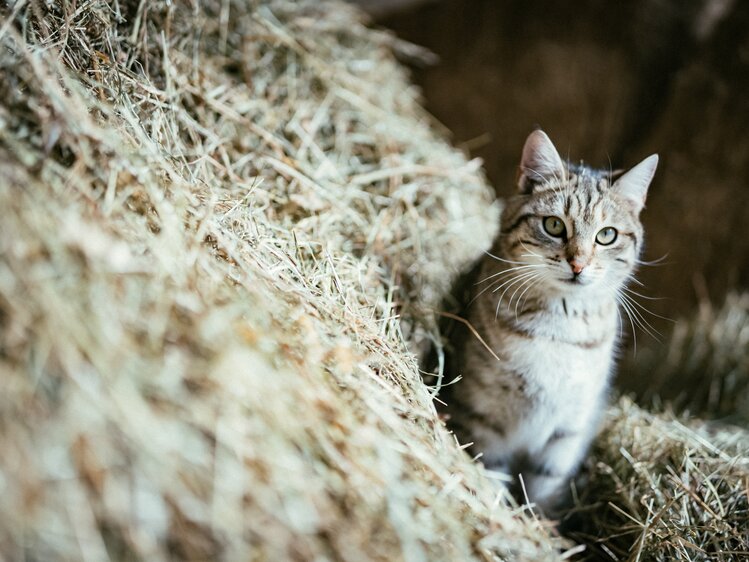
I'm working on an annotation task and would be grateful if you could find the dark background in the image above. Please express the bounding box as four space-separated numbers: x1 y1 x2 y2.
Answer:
353 0 749 335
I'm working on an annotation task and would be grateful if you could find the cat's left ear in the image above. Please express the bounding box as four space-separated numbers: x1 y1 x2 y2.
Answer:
612 154 659 213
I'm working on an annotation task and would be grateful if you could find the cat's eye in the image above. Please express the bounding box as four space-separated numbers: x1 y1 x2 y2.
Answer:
542 216 566 238
596 227 618 245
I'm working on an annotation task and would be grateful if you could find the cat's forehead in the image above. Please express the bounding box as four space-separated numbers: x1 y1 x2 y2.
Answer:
529 164 609 197
532 178 607 211
566 166 612 192
528 175 635 227
565 161 614 184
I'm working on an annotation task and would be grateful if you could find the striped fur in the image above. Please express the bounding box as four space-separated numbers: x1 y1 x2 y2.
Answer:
446 130 658 512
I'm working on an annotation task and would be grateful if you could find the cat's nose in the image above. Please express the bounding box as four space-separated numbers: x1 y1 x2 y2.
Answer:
568 258 586 275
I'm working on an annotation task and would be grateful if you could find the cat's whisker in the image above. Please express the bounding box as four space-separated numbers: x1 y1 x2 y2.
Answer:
514 273 546 320
625 274 646 288
617 292 661 342
519 241 542 258
622 277 674 323
507 272 543 314
491 270 540 295
472 271 527 311
607 153 613 183
525 165 565 194
619 293 666 337
518 273 545 311
615 293 640 353
494 271 541 319
616 302 624 339
631 311 661 342
600 279 627 339
618 295 647 337
475 264 545 286
484 251 528 266
635 253 670 267
471 268 542 305
621 285 665 302
624 294 674 323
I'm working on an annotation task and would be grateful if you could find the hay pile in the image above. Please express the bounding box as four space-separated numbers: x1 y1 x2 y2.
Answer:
624 293 749 424
566 294 749 560
569 398 749 561
2 0 748 560
0 0 565 560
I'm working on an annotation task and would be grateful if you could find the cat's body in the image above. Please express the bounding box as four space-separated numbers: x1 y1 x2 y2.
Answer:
444 130 658 511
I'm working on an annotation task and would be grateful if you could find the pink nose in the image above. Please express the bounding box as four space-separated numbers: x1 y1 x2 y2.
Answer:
568 258 586 275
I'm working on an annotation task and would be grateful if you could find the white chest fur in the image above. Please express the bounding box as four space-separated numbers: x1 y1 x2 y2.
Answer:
466 293 618 477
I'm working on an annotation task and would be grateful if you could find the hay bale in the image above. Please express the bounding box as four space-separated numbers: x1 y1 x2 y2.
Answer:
621 292 749 424
0 0 565 560
567 397 749 561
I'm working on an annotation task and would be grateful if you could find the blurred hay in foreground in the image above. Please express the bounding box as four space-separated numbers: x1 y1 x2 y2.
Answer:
0 0 566 560
1 0 749 560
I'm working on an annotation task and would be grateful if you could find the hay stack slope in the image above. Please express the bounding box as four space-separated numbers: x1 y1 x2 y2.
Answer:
0 0 565 560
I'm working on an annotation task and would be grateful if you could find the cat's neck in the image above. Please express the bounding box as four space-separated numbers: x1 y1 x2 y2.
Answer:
539 292 618 320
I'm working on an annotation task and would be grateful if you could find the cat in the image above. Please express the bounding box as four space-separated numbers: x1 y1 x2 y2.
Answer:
442 129 658 513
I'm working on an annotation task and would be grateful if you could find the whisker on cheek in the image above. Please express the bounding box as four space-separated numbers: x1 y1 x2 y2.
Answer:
475 264 546 286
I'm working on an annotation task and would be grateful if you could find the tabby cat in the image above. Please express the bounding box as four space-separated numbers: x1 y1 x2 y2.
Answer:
444 130 658 512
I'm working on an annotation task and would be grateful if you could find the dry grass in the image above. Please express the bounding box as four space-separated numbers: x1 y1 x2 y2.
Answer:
563 293 749 560
1 1 748 561
567 397 749 561
0 0 565 560
624 293 749 424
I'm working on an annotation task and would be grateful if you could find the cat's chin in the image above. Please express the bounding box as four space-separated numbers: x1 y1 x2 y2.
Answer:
546 277 608 297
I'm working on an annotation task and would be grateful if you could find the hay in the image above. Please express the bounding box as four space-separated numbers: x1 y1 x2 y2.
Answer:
566 293 749 560
623 292 749 424
3 0 748 560
567 397 749 561
0 0 567 560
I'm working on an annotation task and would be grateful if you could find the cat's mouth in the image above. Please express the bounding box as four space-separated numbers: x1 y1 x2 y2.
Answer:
562 275 590 286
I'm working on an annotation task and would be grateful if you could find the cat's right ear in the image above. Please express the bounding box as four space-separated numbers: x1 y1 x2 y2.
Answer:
518 129 565 194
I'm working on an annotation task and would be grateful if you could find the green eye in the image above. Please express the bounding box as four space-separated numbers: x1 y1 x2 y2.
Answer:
596 227 618 245
543 216 566 237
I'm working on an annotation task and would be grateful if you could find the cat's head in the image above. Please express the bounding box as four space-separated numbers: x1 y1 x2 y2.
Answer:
500 129 658 297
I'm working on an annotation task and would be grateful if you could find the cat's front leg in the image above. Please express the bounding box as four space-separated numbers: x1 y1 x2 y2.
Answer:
520 428 590 513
